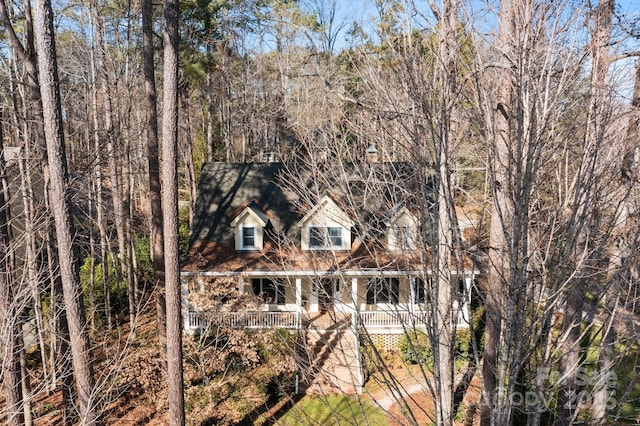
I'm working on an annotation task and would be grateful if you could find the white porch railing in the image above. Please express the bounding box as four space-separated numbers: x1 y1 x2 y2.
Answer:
188 310 298 330
187 308 467 331
348 309 467 329
357 310 438 328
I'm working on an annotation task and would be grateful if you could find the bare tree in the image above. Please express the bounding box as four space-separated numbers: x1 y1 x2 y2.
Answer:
162 0 186 423
88 18 113 329
471 0 635 424
0 113 25 426
555 3 615 423
480 0 515 423
142 0 168 365
33 0 97 422
91 1 136 334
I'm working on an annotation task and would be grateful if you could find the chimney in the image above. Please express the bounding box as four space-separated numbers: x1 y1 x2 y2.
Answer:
366 145 378 162
260 149 276 162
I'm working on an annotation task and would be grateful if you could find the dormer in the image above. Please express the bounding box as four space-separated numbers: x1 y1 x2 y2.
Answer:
298 194 353 251
385 205 418 251
230 201 268 251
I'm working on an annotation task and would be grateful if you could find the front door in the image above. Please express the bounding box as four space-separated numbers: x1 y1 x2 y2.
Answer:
318 279 341 312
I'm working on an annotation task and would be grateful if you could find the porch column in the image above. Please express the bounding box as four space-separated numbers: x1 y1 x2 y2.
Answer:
351 276 364 394
295 277 302 329
309 280 319 312
461 274 474 326
351 277 358 312
295 278 302 312
181 277 190 330
409 276 416 315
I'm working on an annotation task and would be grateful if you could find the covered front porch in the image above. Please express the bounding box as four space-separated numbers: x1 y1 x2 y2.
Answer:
181 271 475 333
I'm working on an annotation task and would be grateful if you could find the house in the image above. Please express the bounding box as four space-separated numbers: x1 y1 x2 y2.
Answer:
180 161 479 393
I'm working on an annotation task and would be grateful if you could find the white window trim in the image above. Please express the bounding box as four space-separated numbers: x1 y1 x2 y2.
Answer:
251 278 286 306
386 207 418 251
241 226 256 249
298 195 353 251
308 226 344 249
366 277 400 305
231 204 268 251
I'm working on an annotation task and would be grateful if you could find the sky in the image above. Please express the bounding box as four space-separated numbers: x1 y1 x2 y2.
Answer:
324 0 640 99
330 0 640 45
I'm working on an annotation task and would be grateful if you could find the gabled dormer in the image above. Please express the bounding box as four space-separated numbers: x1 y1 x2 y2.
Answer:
298 194 353 251
385 205 418 251
230 201 268 251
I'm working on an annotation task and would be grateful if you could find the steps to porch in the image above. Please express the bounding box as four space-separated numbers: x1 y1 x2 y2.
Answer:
297 312 363 395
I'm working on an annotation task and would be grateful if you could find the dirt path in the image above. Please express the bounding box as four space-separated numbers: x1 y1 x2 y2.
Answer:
364 366 482 426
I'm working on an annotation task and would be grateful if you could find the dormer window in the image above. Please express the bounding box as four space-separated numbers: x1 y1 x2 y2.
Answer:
393 225 414 249
309 226 343 248
328 227 342 246
298 195 353 251
231 201 268 251
386 205 418 251
242 226 256 248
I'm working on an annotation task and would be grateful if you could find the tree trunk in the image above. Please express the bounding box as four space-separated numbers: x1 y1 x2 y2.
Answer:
33 0 96 422
91 4 133 333
482 1 514 424
142 0 167 364
180 97 197 227
431 1 460 423
88 34 112 329
162 0 185 424
18 331 33 426
0 112 25 426
556 2 613 424
53 264 75 423
18 151 50 388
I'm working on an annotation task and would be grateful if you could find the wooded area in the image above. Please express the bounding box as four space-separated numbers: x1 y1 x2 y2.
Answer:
0 0 639 424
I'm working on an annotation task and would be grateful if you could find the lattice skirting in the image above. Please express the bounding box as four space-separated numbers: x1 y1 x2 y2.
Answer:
366 333 402 350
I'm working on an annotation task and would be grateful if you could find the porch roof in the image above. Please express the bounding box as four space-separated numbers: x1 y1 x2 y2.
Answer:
182 239 423 273
181 239 476 277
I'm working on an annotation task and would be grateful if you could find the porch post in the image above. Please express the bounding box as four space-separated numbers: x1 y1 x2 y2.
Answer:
181 276 190 330
295 277 302 329
408 276 415 328
351 277 358 312
351 276 363 393
461 274 474 326
309 279 319 312
409 276 415 314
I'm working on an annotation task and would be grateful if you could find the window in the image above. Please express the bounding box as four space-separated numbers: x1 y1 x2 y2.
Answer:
309 227 324 247
457 278 466 297
309 226 343 248
394 225 414 249
366 277 399 304
251 278 285 305
413 277 430 304
328 227 342 246
242 227 256 248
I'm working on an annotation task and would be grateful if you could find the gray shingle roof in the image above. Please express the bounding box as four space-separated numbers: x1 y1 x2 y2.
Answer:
188 162 303 249
184 161 436 272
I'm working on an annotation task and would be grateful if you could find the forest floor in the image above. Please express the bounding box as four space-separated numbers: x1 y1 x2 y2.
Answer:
16 308 480 426
25 347 481 425
363 362 482 426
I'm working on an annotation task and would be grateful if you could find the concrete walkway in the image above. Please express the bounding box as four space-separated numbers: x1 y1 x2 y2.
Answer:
374 381 431 410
